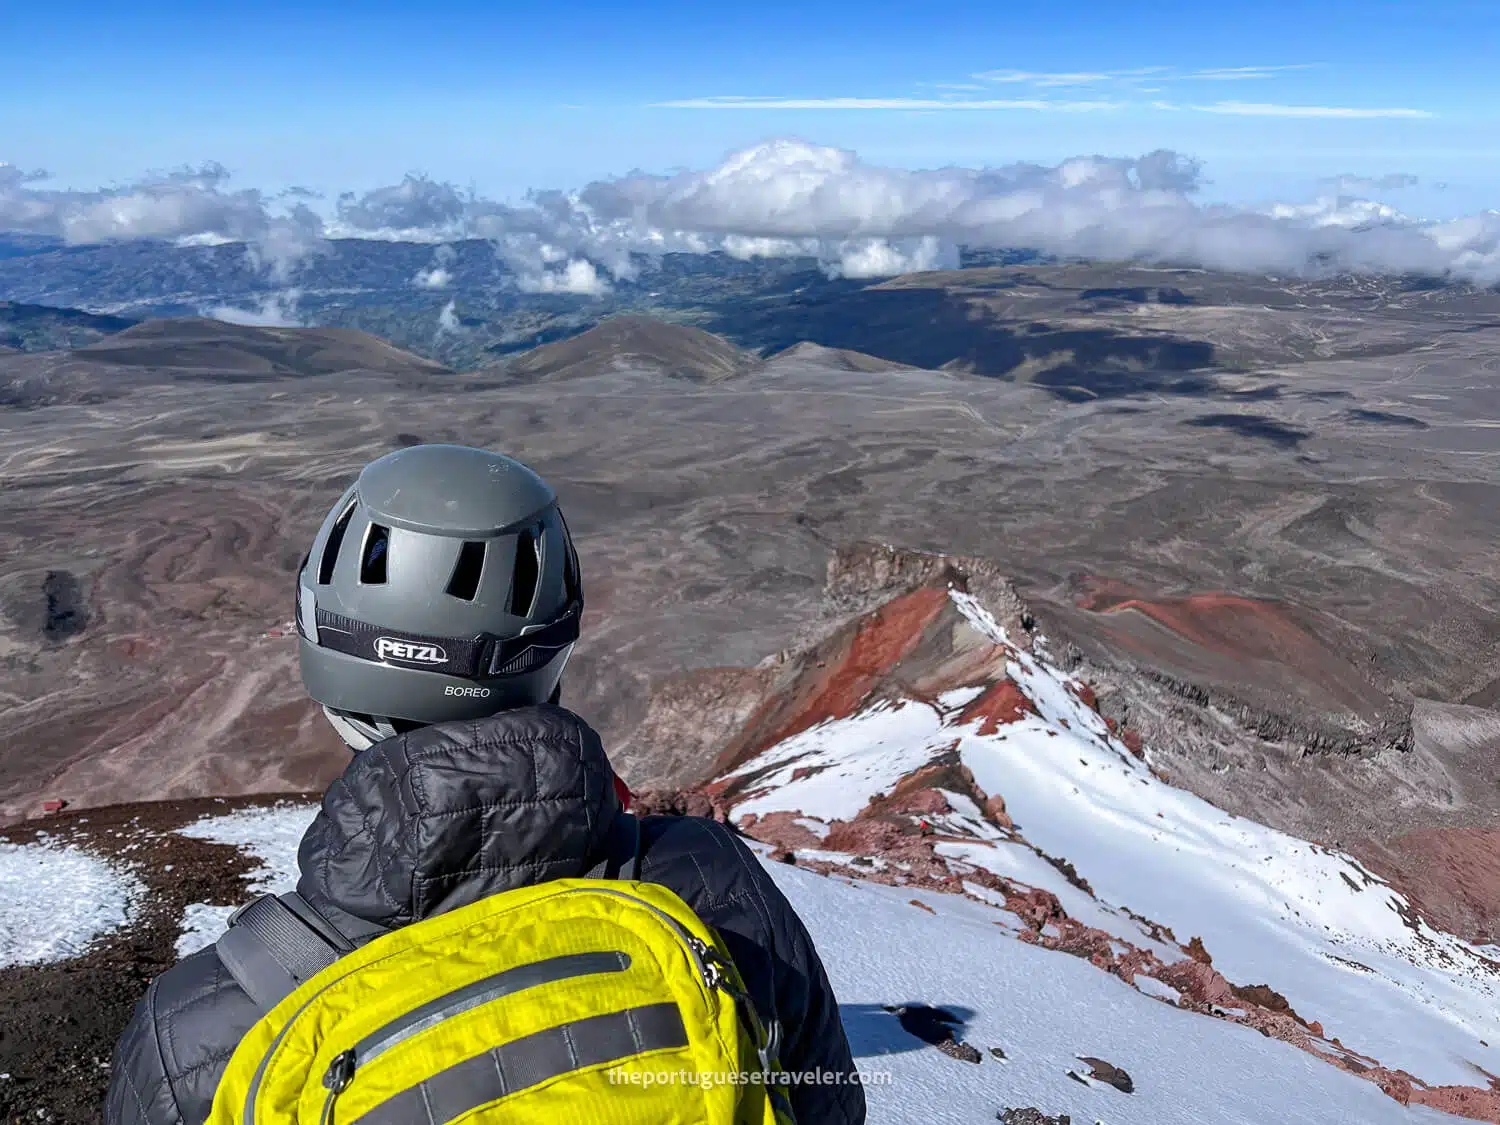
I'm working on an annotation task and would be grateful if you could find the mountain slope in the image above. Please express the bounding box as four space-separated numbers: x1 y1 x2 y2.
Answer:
500 315 751 382
0 769 1486 1124
2 568 1496 1121
0 300 137 352
74 317 451 376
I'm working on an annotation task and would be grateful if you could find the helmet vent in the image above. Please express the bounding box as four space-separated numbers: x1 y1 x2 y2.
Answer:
446 541 486 601
318 503 355 584
510 527 541 616
559 511 582 604
360 524 390 585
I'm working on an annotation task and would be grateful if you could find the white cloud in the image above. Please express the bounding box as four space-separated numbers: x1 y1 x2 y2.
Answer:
515 257 610 295
825 236 958 278
1320 172 1421 194
329 174 468 241
653 96 1124 112
1178 64 1319 81
6 136 1500 291
972 70 1114 87
1191 100 1434 119
436 298 461 332
207 290 303 327
1261 196 1412 228
971 64 1315 87
413 243 456 289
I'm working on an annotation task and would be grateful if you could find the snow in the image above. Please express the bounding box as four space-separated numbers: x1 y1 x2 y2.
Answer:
794 817 832 840
0 842 143 968
173 803 319 957
954 672 1500 1087
727 700 949 823
720 587 1500 1090
949 589 1010 645
770 862 1457 1125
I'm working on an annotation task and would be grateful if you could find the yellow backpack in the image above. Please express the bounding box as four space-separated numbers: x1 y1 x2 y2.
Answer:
206 833 794 1125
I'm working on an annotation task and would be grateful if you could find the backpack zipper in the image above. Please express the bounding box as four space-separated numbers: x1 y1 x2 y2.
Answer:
247 886 744 1124
563 888 778 1068
309 950 630 1124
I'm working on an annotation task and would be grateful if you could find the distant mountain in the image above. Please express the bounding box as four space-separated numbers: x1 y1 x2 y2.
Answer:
0 301 137 352
74 318 452 377
757 340 919 373
498 315 751 382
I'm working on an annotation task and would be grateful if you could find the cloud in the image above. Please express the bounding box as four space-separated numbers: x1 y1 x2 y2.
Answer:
6 137 1500 292
972 70 1114 87
971 64 1314 87
330 174 469 240
207 291 303 327
436 298 461 333
1320 173 1421 194
514 258 610 295
825 236 958 278
1191 100 1434 119
1177 64 1319 81
413 243 456 289
499 139 1500 283
0 161 327 285
652 96 1123 111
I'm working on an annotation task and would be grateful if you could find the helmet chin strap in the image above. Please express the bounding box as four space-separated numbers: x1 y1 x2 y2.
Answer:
322 707 400 752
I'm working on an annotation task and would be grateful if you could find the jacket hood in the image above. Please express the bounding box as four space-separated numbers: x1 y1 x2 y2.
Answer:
295 704 623 932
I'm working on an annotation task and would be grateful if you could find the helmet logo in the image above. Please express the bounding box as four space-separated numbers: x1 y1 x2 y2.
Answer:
374 636 448 665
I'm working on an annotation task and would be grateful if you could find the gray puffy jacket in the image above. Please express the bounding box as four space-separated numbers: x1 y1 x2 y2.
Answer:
104 705 864 1124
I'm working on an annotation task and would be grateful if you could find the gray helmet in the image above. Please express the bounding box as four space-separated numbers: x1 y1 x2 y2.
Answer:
295 444 583 749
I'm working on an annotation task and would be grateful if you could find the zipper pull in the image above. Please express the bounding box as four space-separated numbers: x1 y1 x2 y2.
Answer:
319 1050 356 1125
686 936 724 987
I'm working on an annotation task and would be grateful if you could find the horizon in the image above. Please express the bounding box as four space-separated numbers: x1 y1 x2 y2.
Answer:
4 0 1499 287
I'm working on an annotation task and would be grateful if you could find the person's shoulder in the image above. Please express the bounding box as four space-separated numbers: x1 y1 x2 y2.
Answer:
137 944 262 1064
637 815 770 904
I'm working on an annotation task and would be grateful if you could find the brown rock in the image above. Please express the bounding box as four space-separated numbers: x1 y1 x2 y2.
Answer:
1077 1056 1135 1093
960 678 1037 735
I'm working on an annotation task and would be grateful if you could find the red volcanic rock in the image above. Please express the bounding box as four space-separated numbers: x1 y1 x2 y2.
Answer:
1410 1083 1500 1121
959 678 1036 735
1233 983 1310 1029
1069 682 1099 711
1155 958 1238 1008
41 799 68 814
630 788 721 820
1361 826 1500 944
1185 936 1213 964
714 584 951 780
736 811 827 852
1120 728 1145 758
984 794 1014 830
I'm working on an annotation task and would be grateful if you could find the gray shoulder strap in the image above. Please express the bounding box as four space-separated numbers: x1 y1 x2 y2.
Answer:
215 892 350 1013
584 813 644 881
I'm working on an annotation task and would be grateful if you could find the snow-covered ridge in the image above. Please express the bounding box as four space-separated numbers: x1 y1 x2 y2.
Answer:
715 586 1500 1118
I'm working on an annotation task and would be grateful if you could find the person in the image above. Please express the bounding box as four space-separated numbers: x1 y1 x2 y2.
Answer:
104 444 865 1125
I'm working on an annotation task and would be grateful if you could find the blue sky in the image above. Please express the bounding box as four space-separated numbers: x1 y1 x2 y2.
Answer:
4 0 1498 215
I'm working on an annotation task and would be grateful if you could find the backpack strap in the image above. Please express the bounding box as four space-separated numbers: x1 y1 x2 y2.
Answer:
218 815 645 1013
215 891 353 1013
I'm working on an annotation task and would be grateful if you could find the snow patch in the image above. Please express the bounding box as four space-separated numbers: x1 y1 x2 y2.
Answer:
949 589 1010 645
173 803 319 957
770 860 1458 1125
0 842 144 967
